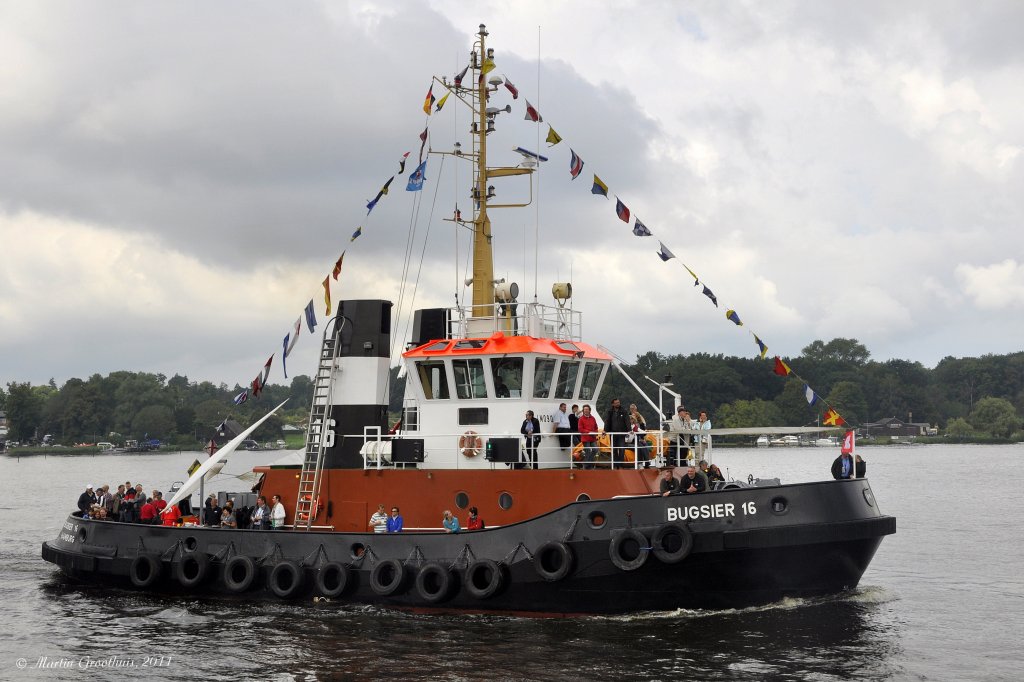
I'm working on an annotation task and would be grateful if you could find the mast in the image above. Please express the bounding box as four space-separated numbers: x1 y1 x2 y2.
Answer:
471 24 494 318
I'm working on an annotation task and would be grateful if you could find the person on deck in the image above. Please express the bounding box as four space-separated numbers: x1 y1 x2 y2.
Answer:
152 491 167 513
251 496 270 530
552 403 572 449
832 452 855 480
270 494 286 529
368 503 388 533
203 495 221 526
161 502 182 526
569 405 580 448
855 455 867 478
603 398 630 469
680 466 706 494
139 497 158 524
220 506 237 528
708 463 726 486
520 410 541 469
442 510 461 533
628 415 651 468
386 506 404 533
659 468 680 496
668 407 693 466
577 405 599 469
695 410 712 459
78 485 96 514
466 506 484 530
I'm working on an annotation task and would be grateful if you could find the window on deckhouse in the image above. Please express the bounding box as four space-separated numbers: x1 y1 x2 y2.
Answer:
452 359 487 399
580 362 604 401
555 361 581 399
534 358 556 399
490 357 523 398
416 361 450 399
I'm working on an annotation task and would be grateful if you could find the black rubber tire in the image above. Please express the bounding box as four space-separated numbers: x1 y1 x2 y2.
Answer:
609 528 649 571
465 559 505 600
129 554 161 588
315 562 350 598
175 552 210 588
534 542 574 582
415 562 455 604
652 523 693 564
269 560 304 599
224 555 258 593
370 559 406 596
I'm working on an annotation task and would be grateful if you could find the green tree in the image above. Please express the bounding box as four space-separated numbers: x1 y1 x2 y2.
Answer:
945 417 973 438
717 399 782 428
193 399 229 434
5 382 44 441
825 381 868 426
131 405 175 439
774 380 814 426
969 397 1022 438
801 338 871 366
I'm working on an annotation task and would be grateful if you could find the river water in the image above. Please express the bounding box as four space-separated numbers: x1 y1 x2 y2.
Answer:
2 443 1021 680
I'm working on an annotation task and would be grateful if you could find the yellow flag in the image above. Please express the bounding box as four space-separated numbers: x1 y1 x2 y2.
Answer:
481 57 496 75
545 125 562 146
323 276 331 316
435 92 450 112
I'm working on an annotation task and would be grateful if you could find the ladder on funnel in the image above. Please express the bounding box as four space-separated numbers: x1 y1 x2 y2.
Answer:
294 319 338 530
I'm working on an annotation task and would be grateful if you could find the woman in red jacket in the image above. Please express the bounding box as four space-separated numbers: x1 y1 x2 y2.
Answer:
577 405 599 470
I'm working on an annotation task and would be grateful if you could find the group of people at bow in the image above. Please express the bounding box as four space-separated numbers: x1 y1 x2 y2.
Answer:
518 400 713 470
77 482 184 526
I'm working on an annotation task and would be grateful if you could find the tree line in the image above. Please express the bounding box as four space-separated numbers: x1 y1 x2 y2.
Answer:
3 338 1022 445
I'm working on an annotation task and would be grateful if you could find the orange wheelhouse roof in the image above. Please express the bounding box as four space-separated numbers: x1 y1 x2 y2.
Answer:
403 332 612 360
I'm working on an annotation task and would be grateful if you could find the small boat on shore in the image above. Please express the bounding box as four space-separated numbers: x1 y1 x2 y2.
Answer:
42 24 894 615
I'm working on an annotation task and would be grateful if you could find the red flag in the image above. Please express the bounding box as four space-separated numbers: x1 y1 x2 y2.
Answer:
823 408 846 427
423 85 435 114
323 276 331 315
261 354 273 387
504 77 519 99
454 64 469 87
773 356 792 376
251 375 262 398
615 198 630 223
524 99 542 122
841 429 855 454
332 251 345 280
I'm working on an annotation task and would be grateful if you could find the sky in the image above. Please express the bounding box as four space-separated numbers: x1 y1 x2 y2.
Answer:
1 0 1022 392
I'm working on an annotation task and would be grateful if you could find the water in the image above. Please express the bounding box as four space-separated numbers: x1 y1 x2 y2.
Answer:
2 444 1022 680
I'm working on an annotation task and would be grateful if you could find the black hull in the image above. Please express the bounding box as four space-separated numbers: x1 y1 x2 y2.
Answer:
43 479 894 615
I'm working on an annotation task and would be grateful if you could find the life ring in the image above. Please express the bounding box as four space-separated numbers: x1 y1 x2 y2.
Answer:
415 562 455 603
609 529 650 571
175 552 210 588
129 554 161 588
315 562 350 598
224 555 258 593
651 523 693 564
269 560 304 598
534 542 574 582
370 558 406 596
465 559 505 599
459 431 483 457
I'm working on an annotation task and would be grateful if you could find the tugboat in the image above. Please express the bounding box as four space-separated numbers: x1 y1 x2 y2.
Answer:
42 24 894 615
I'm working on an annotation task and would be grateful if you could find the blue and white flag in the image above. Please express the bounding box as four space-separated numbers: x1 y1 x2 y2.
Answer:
633 218 651 237
233 389 248 405
804 384 818 406
657 242 675 262
304 300 318 333
406 160 428 192
282 317 301 378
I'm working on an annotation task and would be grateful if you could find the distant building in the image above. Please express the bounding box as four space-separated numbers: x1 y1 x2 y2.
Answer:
861 416 933 438
0 411 7 437
211 419 245 446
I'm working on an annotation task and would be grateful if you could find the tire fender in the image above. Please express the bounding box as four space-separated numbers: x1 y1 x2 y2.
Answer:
609 528 650 571
534 542 574 582
652 522 693 564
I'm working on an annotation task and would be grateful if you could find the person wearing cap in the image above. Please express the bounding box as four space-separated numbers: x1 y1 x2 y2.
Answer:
78 485 96 514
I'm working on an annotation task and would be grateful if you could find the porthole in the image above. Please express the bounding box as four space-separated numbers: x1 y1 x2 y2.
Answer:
455 492 470 509
576 493 591 502
350 543 366 560
770 496 789 515
587 511 606 529
184 536 199 552
498 492 513 511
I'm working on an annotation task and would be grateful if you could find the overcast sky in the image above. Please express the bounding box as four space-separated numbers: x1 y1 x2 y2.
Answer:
2 1 1022 392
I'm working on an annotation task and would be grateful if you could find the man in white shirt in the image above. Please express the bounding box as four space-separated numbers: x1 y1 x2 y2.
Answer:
270 494 286 529
668 406 693 466
695 410 712 459
368 503 388 533
552 403 572 449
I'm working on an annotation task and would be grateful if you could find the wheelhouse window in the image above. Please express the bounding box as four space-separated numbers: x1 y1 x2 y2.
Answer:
555 361 580 399
490 357 523 398
416 360 450 400
452 359 487 399
533 358 556 399
580 362 603 400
